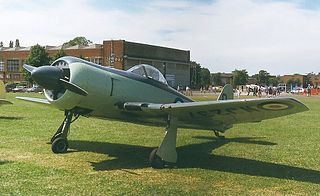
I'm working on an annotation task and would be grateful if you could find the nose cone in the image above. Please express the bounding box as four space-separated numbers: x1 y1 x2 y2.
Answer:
31 66 64 90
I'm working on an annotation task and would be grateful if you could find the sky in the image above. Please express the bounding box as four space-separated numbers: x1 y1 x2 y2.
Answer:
1 0 320 75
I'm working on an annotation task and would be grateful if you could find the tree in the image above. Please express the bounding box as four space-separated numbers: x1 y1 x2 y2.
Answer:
0 41 3 47
24 44 50 83
232 69 248 86
190 61 201 89
269 76 280 86
15 39 20 47
51 49 66 63
256 70 270 86
9 41 13 48
211 72 222 86
286 79 294 87
63 36 92 47
200 67 211 88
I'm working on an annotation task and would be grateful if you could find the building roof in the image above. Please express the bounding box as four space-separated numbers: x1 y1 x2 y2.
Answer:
83 44 102 49
0 47 10 51
19 46 32 51
0 44 102 52
47 44 102 50
47 45 65 50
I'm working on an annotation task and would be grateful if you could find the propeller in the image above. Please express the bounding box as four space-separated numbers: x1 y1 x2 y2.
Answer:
23 64 88 96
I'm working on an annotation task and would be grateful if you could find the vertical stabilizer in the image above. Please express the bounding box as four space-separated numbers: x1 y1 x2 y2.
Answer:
0 81 5 99
217 84 234 101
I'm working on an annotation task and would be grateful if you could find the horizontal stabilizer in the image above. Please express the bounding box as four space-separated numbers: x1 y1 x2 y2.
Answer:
0 99 12 105
0 81 11 105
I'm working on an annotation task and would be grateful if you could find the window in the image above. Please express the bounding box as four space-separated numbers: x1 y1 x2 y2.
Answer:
7 59 20 72
87 57 102 65
0 60 4 71
11 74 21 80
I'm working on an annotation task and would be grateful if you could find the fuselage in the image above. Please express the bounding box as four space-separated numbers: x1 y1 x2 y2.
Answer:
45 56 193 126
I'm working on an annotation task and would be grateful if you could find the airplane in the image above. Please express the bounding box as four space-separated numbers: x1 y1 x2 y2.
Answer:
0 80 12 106
17 56 309 168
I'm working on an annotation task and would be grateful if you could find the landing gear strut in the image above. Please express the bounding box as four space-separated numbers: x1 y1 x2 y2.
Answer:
51 110 79 153
149 114 178 169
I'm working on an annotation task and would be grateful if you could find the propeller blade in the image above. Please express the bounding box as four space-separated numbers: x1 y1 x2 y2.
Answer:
23 64 87 97
59 79 88 96
23 64 36 73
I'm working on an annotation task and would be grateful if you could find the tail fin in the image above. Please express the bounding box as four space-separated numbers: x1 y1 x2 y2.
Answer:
0 80 5 99
217 84 234 101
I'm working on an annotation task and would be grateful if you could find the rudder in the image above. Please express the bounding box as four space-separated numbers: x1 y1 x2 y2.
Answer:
217 84 234 101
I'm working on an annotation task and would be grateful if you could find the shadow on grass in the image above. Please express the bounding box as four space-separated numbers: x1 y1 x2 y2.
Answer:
69 137 320 184
0 160 11 165
69 140 151 170
0 116 23 120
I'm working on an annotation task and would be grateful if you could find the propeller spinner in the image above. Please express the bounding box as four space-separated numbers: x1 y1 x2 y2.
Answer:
23 64 88 96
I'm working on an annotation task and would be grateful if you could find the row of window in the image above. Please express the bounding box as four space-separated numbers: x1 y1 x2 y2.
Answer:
0 73 21 79
0 59 21 72
0 58 104 72
86 57 102 65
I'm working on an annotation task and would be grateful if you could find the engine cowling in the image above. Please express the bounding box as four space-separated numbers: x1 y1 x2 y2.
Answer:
43 57 83 110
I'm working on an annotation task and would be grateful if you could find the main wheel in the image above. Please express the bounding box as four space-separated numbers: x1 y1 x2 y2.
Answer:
149 148 165 169
52 137 68 153
50 132 62 144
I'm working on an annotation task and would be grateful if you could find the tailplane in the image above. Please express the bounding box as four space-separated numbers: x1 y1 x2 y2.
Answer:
217 84 234 101
0 81 11 105
0 80 5 99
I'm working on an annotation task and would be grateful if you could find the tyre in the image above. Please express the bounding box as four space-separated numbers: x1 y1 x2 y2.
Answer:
149 148 165 169
52 137 68 153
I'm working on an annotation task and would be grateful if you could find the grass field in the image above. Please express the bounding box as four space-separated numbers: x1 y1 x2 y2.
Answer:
1 93 320 195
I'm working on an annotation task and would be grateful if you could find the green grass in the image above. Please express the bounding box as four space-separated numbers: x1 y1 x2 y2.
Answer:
1 93 320 195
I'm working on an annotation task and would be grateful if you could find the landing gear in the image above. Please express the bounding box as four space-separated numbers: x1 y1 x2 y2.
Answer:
214 130 225 139
149 148 165 169
50 110 79 153
149 114 178 169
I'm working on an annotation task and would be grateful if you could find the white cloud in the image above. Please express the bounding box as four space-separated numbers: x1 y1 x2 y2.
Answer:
1 0 320 75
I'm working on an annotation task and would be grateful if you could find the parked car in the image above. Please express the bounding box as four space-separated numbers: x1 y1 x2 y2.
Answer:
290 87 304 94
25 85 43 93
12 85 27 93
5 83 18 92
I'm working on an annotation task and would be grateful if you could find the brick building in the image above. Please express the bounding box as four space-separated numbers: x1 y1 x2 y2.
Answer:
0 40 191 87
280 74 307 88
306 73 320 87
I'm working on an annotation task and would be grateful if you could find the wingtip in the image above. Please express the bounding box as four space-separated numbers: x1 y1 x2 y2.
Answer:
286 97 309 112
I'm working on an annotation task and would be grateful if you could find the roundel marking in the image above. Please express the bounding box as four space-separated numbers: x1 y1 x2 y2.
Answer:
257 102 291 111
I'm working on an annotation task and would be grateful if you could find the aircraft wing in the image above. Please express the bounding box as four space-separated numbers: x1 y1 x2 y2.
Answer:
122 97 308 130
16 97 50 105
0 99 12 105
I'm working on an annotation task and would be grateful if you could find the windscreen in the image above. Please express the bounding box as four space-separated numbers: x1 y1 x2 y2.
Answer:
127 64 168 85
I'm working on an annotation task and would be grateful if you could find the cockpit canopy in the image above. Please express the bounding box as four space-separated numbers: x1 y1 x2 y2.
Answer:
127 64 168 85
